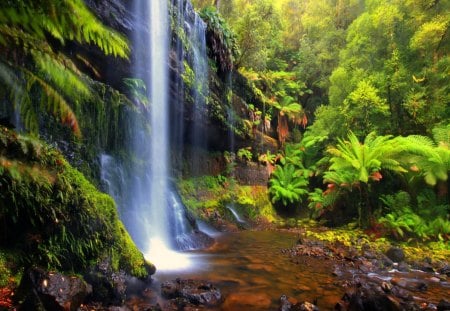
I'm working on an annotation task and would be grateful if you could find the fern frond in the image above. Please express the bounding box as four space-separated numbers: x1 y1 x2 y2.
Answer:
432 124 450 148
32 50 91 101
23 69 80 137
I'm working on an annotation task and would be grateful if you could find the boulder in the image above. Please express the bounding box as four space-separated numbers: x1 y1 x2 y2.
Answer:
385 247 405 263
83 259 128 306
18 267 91 311
437 299 450 311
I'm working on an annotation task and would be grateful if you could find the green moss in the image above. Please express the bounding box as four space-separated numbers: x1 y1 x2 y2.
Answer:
0 127 150 278
0 250 23 287
177 175 277 224
305 224 450 263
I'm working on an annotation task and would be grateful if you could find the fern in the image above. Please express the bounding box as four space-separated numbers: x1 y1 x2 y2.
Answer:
433 124 450 148
397 133 450 185
0 0 130 136
269 164 308 206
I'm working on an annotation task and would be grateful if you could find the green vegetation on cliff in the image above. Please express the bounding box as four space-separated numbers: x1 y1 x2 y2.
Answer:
178 175 277 225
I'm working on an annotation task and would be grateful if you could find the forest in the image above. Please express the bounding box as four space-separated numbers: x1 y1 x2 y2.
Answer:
0 0 449 310
189 0 450 241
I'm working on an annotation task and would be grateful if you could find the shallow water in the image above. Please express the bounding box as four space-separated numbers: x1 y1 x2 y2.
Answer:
137 230 448 310
150 230 342 310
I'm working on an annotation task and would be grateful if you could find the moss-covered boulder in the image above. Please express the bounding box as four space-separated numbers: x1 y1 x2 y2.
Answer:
0 126 152 282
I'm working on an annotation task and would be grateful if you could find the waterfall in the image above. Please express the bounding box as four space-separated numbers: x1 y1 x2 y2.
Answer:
147 0 172 257
100 0 213 271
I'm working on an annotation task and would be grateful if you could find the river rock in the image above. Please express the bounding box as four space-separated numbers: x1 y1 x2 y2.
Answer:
437 299 450 311
334 279 428 311
161 279 222 306
279 295 318 311
391 277 427 291
386 247 405 263
18 267 91 311
397 262 410 272
83 257 144 306
380 254 394 268
439 264 450 276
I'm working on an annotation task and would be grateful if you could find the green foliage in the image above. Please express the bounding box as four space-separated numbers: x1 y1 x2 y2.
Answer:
378 191 450 241
123 78 149 107
325 132 406 185
396 129 450 186
324 0 450 136
323 131 409 226
200 6 239 72
240 68 309 144
0 127 148 277
0 0 129 136
178 176 276 223
237 147 253 162
269 164 308 206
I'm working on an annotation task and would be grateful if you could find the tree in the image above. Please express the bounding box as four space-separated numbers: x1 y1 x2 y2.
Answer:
0 0 129 136
324 0 450 137
231 0 281 70
342 80 390 137
324 131 407 226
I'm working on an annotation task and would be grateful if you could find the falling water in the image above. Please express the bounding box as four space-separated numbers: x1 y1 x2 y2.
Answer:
100 0 213 271
226 203 247 224
186 2 209 175
146 0 172 260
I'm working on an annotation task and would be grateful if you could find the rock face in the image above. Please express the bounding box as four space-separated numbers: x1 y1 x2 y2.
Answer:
18 267 91 311
161 279 222 307
234 162 270 186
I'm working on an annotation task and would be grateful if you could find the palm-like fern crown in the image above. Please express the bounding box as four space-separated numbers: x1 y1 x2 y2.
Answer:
397 124 450 185
325 131 406 185
0 0 129 136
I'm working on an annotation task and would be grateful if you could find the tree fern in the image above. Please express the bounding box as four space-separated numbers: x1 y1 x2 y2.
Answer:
325 131 406 185
396 132 450 185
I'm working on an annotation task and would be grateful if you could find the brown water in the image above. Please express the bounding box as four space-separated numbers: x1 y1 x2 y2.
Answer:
152 230 343 310
141 230 449 310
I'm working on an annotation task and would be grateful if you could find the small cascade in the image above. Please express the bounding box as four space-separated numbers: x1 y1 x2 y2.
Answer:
99 154 125 211
226 74 235 156
184 1 209 175
226 204 247 224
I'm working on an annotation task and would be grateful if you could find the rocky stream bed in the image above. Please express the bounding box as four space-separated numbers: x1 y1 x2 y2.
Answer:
1 229 449 311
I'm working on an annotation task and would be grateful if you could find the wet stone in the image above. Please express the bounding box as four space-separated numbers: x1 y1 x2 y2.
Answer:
161 279 222 307
437 299 450 311
386 247 405 263
18 267 91 311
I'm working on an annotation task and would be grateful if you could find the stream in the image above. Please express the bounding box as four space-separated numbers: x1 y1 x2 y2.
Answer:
122 230 446 310
150 230 340 310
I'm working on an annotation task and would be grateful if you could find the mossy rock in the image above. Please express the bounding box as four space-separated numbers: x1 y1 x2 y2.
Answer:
0 126 151 279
